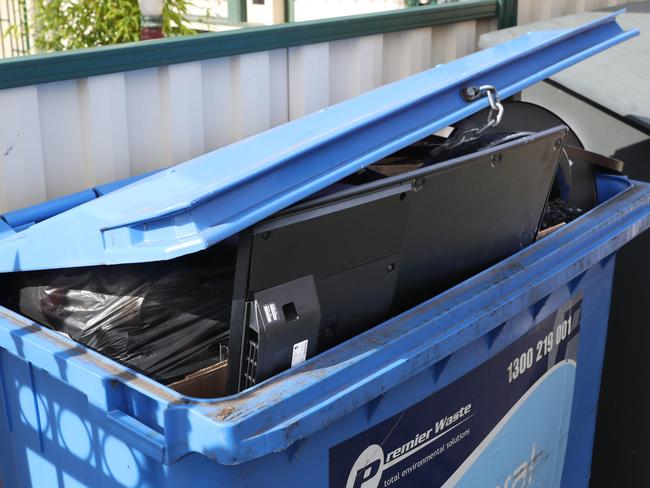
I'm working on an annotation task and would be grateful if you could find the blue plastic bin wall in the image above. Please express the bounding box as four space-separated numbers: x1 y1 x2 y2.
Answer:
1 174 650 488
0 12 644 488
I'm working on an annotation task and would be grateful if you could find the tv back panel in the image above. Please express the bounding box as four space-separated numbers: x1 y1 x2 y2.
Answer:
227 126 567 393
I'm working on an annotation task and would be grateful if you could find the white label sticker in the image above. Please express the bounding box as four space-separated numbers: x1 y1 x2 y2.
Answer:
263 303 279 323
291 339 309 367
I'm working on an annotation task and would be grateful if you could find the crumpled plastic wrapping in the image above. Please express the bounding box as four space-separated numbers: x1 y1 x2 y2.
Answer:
8 246 236 384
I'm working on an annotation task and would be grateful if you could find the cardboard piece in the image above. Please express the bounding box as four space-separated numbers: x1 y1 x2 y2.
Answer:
169 361 228 398
537 222 566 240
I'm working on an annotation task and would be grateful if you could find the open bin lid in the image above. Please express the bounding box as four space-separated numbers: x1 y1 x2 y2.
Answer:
0 11 637 272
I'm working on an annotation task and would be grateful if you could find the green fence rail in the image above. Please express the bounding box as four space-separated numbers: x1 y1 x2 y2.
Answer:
0 0 499 90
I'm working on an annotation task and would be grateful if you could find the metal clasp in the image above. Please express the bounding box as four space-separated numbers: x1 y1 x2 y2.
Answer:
461 84 504 133
430 85 504 155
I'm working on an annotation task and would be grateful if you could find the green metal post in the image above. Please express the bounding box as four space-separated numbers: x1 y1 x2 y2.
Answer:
18 0 29 53
284 0 294 23
228 0 247 22
497 0 517 29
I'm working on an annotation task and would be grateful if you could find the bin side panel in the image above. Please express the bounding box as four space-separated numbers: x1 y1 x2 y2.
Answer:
0 348 169 488
282 259 604 488
562 255 616 487
0 350 19 488
323 286 580 488
0 254 612 487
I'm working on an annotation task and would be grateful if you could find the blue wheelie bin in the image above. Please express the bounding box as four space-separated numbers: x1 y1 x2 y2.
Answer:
0 11 645 488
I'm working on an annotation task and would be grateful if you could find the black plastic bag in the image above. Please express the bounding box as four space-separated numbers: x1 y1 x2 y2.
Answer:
8 246 236 384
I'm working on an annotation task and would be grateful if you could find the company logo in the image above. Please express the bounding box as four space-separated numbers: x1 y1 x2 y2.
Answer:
435 404 471 435
346 404 473 488
346 445 385 488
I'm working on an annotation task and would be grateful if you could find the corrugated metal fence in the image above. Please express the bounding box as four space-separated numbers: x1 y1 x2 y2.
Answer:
0 0 634 213
0 1 496 213
518 0 630 24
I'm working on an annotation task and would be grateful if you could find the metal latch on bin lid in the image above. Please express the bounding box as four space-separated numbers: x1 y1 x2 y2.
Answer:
0 12 638 272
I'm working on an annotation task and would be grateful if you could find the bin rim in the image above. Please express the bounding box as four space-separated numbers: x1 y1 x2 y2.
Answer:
0 11 638 272
2 176 650 465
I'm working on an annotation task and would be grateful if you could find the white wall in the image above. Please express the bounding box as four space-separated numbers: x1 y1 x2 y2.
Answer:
293 0 407 22
247 0 285 25
0 18 495 213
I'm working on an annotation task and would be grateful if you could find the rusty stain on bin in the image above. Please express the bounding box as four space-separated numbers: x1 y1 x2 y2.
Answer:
216 406 235 421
